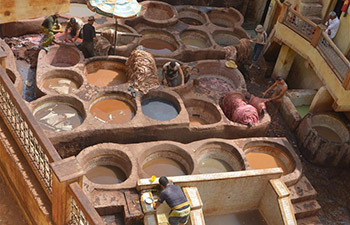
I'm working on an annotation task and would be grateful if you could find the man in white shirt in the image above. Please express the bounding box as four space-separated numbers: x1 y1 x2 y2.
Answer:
325 11 340 39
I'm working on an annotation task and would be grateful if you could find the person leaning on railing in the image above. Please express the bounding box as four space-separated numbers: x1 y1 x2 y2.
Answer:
325 11 340 39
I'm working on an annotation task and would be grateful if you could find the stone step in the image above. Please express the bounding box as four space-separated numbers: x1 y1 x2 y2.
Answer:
289 175 318 203
300 3 323 17
293 200 321 219
306 16 322 25
301 0 321 4
297 216 322 225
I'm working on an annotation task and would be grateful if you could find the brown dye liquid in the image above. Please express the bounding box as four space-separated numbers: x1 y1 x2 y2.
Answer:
86 165 126 184
142 158 186 177
198 158 233 174
140 38 176 55
182 37 208 49
179 17 203 25
90 99 134 124
313 126 342 142
246 148 289 175
205 210 267 225
43 77 78 94
87 69 127 87
35 103 82 132
190 116 208 126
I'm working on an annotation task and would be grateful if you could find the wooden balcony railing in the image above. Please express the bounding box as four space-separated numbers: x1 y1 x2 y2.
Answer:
0 66 104 225
279 2 350 87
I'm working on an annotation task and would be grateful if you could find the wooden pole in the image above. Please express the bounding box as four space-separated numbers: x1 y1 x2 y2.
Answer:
114 19 118 55
278 1 291 23
311 24 326 47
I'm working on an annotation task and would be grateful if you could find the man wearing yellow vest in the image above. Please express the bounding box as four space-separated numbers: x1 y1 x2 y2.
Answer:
154 176 190 225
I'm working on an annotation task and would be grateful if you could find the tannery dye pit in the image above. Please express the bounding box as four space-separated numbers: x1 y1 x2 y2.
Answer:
86 165 126 184
142 157 186 177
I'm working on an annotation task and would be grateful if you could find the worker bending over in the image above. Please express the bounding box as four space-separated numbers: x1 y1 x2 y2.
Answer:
154 176 190 225
41 14 61 48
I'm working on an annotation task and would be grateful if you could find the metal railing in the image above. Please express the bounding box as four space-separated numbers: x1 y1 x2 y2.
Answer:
280 2 350 84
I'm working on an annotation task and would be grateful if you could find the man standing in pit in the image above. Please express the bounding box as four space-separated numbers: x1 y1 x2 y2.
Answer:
154 176 190 225
162 61 185 87
263 76 288 116
81 16 97 58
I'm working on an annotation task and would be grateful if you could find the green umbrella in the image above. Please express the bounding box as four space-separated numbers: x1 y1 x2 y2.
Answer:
87 0 142 53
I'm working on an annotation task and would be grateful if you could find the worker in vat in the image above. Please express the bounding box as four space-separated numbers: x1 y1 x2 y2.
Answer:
263 76 288 116
162 61 185 87
81 16 97 58
64 17 84 43
244 92 270 116
40 13 61 50
154 176 190 225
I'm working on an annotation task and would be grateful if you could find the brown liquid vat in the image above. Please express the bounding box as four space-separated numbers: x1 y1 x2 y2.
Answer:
139 29 180 57
207 8 244 28
38 69 84 95
177 8 208 26
84 59 127 87
184 99 222 126
195 141 246 174
297 113 350 167
76 144 136 189
212 29 248 47
40 46 82 67
243 140 302 186
89 93 137 124
141 1 178 27
180 29 212 49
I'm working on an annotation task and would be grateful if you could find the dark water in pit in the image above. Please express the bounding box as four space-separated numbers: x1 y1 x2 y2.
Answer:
245 146 290 175
179 17 203 25
43 77 79 94
86 165 126 184
205 210 267 225
140 38 176 55
86 69 127 87
198 158 233 174
34 102 83 132
142 157 186 177
90 98 134 124
312 126 342 143
141 97 179 121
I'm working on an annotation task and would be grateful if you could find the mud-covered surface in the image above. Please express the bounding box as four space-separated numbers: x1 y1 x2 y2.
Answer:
246 63 350 225
0 174 27 225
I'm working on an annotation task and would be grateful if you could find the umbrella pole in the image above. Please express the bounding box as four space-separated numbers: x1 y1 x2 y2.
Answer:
114 20 118 55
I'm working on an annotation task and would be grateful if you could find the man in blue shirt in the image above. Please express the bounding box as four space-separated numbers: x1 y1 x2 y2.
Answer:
154 176 190 225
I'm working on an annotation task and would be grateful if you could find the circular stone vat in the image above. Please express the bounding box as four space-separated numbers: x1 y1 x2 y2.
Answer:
141 144 194 177
141 94 180 121
196 142 245 174
84 59 127 87
40 70 83 94
244 145 294 175
86 165 126 184
65 3 96 18
178 8 206 26
144 2 175 21
180 30 211 49
90 93 136 124
43 46 81 67
33 98 85 132
184 99 221 126
207 9 242 28
311 114 349 143
213 30 242 47
78 147 132 186
140 30 179 55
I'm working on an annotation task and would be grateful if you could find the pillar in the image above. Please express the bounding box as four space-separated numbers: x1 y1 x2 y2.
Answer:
272 44 296 80
309 86 334 113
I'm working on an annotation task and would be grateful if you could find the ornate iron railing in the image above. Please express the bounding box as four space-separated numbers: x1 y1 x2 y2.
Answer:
280 3 350 83
0 67 61 197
